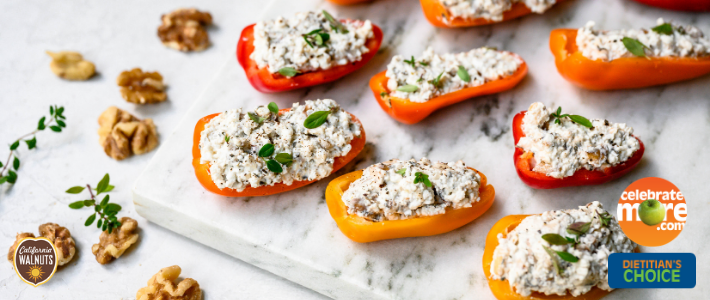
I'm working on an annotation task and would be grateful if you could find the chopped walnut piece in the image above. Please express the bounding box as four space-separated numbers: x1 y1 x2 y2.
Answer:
137 265 202 300
157 8 213 52
46 51 96 80
117 68 167 104
91 217 139 264
98 106 159 160
38 223 76 266
7 232 34 264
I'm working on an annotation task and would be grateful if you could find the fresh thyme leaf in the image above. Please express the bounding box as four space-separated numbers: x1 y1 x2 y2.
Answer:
457 66 471 83
96 173 110 195
556 251 579 263
413 172 432 187
6 170 17 184
10 141 19 150
275 153 293 165
542 233 572 245
303 110 331 129
104 185 115 193
268 102 279 114
404 56 416 67
84 199 95 207
597 211 612 227
104 203 121 214
566 222 591 236
66 186 86 194
37 116 46 130
565 236 578 244
13 157 19 171
225 135 230 143
322 10 349 34
397 84 419 93
278 67 299 77
249 112 266 124
303 35 314 48
568 115 593 128
85 214 96 226
419 61 429 66
0 177 6 184
429 72 444 89
57 120 66 128
68 201 85 209
266 159 283 173
396 168 406 176
259 144 275 157
97 218 103 228
25 137 37 149
652 23 673 35
50 106 54 115
380 92 387 98
100 195 110 207
622 37 646 57
50 125 61 132
543 246 563 275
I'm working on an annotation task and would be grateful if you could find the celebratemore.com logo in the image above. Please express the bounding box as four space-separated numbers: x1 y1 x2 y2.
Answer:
11 237 58 287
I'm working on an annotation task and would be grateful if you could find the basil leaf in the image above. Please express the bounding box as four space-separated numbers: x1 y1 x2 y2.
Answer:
268 102 279 114
457 66 471 83
566 222 591 236
266 159 283 173
259 144 275 157
248 112 265 124
68 201 85 209
278 67 299 77
85 214 96 226
303 111 331 129
275 153 293 165
569 115 593 128
541 233 571 245
543 246 563 275
396 168 406 176
556 251 579 263
66 186 86 194
322 10 349 34
652 23 673 35
622 37 646 57
396 85 419 93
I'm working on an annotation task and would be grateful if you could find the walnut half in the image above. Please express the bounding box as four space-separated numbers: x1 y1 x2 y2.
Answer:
7 223 76 267
7 233 35 264
157 8 213 52
91 217 139 264
46 51 96 81
98 106 159 160
137 265 202 300
117 68 167 104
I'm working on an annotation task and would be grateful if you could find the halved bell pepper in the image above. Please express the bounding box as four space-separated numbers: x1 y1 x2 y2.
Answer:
325 167 495 243
420 0 562 28
327 0 374 4
236 21 383 93
550 28 710 90
512 111 645 189
631 0 710 11
369 59 527 124
192 108 366 197
482 214 612 300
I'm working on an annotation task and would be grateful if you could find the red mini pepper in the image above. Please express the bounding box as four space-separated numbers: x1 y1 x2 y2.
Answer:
420 0 563 28
550 28 710 90
512 111 645 189
631 0 710 11
236 21 383 93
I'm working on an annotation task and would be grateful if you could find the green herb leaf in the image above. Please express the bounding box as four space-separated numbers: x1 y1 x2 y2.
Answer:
259 144 275 157
104 185 115 193
10 141 19 150
275 153 293 165
0 177 6 184
103 222 109 232
100 195 110 207
83 199 95 207
457 66 471 83
265 159 283 173
404 56 416 67
225 135 230 143
57 107 64 115
96 173 110 194
419 61 429 66
429 72 444 89
268 102 279 114
248 112 266 124
556 251 579 263
105 203 122 214
50 125 62 132
7 170 18 183
543 246 563 275
66 186 86 194
97 218 103 229
597 211 612 227
566 222 591 236
278 67 299 77
622 37 646 57
50 106 54 115
57 119 66 128
13 157 20 171
304 111 331 129
303 35 314 48
322 10 349 34
652 23 673 35
85 214 96 226
542 233 572 245
413 172 432 187
565 236 578 244
25 137 37 149
396 168 406 176
396 85 419 93
569 115 593 128
37 116 46 130
68 201 85 209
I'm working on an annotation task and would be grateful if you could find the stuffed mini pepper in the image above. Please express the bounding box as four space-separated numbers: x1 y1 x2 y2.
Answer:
484 201 637 299
193 100 366 197
632 0 710 12
237 10 383 93
513 102 644 189
370 47 527 124
551 18 710 90
326 158 495 242
420 0 563 28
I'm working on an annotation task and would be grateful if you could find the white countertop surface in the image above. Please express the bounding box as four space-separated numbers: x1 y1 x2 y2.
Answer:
1 0 708 299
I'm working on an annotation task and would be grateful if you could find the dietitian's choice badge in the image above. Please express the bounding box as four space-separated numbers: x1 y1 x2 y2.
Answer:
12 237 58 287
608 177 695 289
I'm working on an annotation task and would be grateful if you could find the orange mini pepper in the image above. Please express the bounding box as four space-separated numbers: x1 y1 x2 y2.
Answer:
550 28 710 90
192 109 366 197
420 0 563 28
369 58 527 124
325 167 495 243
482 215 612 300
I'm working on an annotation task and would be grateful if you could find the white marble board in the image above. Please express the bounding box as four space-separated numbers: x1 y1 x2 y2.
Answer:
133 0 710 299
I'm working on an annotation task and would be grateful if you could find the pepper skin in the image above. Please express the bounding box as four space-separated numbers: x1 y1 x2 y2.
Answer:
631 0 710 11
512 111 645 189
325 167 495 243
420 0 562 28
369 58 527 124
192 109 366 197
482 214 612 300
550 28 710 90
237 22 383 93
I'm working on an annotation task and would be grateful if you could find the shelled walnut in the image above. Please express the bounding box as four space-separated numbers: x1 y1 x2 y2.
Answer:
157 8 213 52
137 265 202 300
7 223 76 267
98 106 159 160
91 217 139 264
46 51 96 80
117 68 167 104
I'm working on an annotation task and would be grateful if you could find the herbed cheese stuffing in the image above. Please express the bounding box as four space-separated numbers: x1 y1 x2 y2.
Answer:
199 99 361 192
516 102 640 179
439 0 557 22
490 201 636 297
251 11 374 74
386 47 522 102
341 158 481 222
577 18 710 62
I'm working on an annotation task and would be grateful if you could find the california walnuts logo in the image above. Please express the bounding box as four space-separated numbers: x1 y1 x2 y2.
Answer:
12 237 58 287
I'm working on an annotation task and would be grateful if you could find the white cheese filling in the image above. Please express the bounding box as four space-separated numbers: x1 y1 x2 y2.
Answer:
385 47 522 103
341 158 481 222
490 201 637 297
199 99 361 192
516 102 640 179
438 0 557 22
577 18 710 62
251 11 374 74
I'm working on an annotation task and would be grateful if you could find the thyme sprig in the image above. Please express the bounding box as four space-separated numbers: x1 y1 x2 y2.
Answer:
1 105 65 185
67 174 122 233
550 106 593 128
